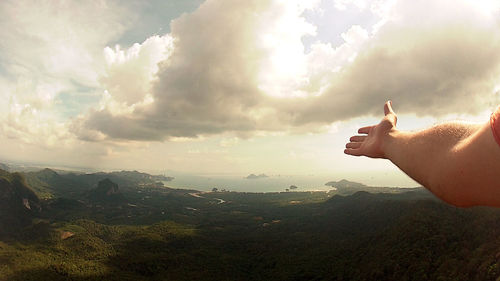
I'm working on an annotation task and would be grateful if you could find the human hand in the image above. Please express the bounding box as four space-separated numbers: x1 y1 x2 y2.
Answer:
344 101 398 159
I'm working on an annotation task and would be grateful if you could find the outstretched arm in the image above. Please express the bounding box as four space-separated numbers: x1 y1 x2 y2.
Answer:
345 101 500 207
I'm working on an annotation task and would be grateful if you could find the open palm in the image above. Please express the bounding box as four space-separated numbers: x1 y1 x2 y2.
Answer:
344 101 398 159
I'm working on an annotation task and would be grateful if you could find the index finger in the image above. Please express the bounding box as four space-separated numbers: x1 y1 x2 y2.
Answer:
358 126 374 134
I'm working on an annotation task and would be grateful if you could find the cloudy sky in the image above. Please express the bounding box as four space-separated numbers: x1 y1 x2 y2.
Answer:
1 0 500 186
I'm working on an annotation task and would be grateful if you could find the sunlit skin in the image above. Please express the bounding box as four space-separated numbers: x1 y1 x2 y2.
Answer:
345 101 500 207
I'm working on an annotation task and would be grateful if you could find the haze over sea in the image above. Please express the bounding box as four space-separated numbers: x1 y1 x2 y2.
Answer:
162 171 419 193
1 159 418 193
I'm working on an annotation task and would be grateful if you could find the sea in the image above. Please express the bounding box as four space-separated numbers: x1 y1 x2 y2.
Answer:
162 174 335 193
161 171 419 193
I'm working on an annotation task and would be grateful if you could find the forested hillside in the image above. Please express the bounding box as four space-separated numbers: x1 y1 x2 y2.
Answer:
1 168 499 281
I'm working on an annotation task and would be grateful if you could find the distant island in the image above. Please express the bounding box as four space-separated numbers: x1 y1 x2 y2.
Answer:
324 179 366 189
325 179 423 195
245 173 268 179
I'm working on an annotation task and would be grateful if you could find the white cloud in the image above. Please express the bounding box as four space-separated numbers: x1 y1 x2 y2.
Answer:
4 0 500 147
334 0 369 11
303 25 369 95
74 0 500 142
77 0 361 140
3 101 72 148
0 0 132 86
220 137 240 147
0 0 136 147
79 0 308 140
291 0 500 126
256 0 318 98
101 35 174 106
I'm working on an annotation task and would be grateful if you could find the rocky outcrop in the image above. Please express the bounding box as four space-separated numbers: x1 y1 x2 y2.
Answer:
87 178 126 204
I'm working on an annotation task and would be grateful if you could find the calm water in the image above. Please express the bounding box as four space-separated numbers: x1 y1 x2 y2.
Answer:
163 174 336 193
161 170 419 193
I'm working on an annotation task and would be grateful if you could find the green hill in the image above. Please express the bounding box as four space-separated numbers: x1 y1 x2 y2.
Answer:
22 169 173 200
0 170 40 237
64 170 172 188
23 168 88 199
3 168 500 280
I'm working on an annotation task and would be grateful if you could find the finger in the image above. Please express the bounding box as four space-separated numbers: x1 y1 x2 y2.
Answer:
358 126 374 134
349 135 367 142
345 142 361 149
384 100 398 125
384 100 394 116
389 100 394 113
344 148 362 156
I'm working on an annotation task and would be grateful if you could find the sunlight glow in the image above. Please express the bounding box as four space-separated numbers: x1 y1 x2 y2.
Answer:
470 0 500 15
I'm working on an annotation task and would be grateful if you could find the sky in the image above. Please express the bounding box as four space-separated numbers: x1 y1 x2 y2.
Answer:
1 0 500 186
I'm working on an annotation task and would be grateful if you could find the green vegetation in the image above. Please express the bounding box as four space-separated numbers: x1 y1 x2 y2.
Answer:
325 179 422 195
1 168 500 280
22 168 173 200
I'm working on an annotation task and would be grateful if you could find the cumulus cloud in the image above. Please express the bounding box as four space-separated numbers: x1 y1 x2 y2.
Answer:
0 0 132 87
101 35 174 106
292 0 500 126
2 101 71 147
79 0 318 140
75 0 500 141
0 0 136 147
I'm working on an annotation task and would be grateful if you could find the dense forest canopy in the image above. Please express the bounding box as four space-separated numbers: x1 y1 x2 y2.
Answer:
1 166 500 280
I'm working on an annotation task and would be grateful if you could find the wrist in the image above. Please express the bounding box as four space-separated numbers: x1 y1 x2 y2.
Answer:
381 128 401 159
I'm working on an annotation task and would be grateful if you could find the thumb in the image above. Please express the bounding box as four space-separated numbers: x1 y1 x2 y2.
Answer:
384 100 395 115
384 100 397 125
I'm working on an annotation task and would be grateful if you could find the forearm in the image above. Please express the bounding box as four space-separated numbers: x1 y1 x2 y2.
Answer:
383 122 482 205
